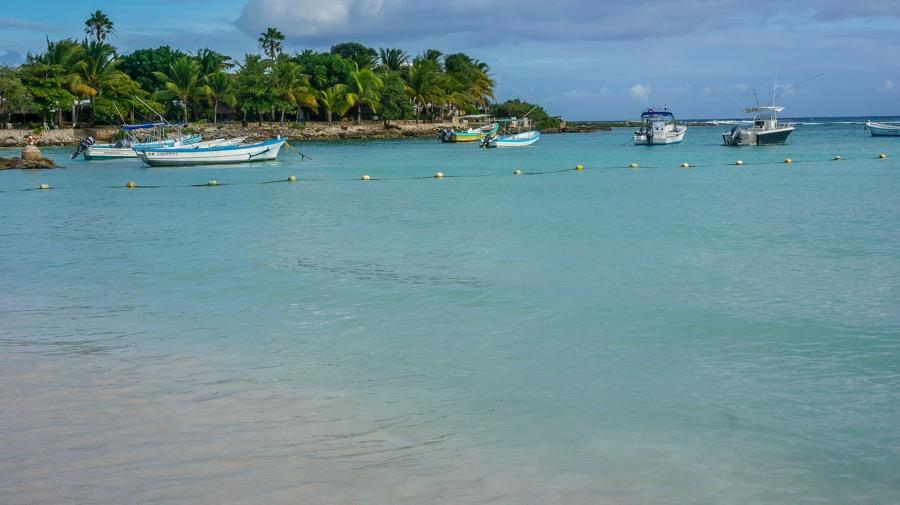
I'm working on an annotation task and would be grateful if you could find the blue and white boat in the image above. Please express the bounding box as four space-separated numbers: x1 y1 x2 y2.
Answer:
136 137 286 166
633 108 687 145
865 121 900 136
81 123 202 160
483 130 541 148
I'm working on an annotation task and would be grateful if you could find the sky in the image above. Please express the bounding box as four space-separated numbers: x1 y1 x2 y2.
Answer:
1 0 899 119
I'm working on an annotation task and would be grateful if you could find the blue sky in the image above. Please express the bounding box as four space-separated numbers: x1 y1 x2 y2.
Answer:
2 0 899 119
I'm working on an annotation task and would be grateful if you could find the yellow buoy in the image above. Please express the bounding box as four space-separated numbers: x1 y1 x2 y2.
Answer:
629 162 638 169
784 158 793 164
126 181 137 188
434 172 444 178
735 160 744 166
878 153 887 159
833 156 842 161
361 174 371 181
575 164 584 171
207 180 218 186
287 175 297 182
513 169 522 175
38 183 50 190
681 162 690 168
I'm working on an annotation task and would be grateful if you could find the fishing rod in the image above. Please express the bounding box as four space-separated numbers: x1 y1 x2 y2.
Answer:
774 73 824 102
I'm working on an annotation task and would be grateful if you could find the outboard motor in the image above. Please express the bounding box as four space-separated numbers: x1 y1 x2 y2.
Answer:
730 127 741 145
70 136 95 159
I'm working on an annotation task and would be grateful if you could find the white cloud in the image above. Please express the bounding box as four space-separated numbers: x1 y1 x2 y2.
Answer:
884 79 895 91
237 0 393 38
629 84 651 101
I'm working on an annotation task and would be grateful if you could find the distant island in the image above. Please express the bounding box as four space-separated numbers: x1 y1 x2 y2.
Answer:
0 10 570 145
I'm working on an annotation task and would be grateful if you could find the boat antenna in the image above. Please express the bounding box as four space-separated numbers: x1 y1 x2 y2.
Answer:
752 87 761 110
773 73 824 102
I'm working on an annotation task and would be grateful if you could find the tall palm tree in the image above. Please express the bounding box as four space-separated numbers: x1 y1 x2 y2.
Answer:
153 56 209 122
195 48 233 75
84 10 114 43
258 27 285 60
203 71 236 123
23 38 90 126
378 48 409 72
344 63 383 123
316 84 350 124
271 56 318 123
404 59 443 123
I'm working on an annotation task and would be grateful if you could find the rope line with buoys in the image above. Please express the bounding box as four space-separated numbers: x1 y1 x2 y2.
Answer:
4 153 893 192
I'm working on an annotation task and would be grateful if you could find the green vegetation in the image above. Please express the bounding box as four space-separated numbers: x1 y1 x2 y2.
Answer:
491 99 561 129
0 10 564 128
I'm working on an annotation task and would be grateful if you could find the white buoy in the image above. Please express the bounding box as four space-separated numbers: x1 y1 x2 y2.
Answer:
361 175 371 181
735 160 744 166
513 169 522 175
38 183 50 190
878 153 887 159
833 156 842 161
434 172 444 178
784 158 793 164
681 162 690 168
575 164 584 171
207 180 218 186
287 175 297 182
126 181 137 188
629 162 638 169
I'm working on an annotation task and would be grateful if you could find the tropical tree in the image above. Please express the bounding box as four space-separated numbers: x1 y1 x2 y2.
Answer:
84 10 114 43
316 84 350 124
21 38 88 125
152 55 208 122
293 50 352 90
330 42 377 69
0 67 34 124
259 27 285 60
119 45 187 92
195 48 233 75
236 54 273 124
378 71 412 126
203 70 236 123
270 56 318 123
404 59 443 123
419 49 444 65
74 39 121 121
344 63 382 123
378 48 408 72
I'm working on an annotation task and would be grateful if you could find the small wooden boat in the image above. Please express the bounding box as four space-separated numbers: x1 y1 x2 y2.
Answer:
81 122 203 160
136 137 285 166
865 121 900 136
438 115 499 143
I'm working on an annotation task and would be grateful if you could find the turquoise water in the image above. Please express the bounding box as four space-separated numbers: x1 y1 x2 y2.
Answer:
2 124 899 504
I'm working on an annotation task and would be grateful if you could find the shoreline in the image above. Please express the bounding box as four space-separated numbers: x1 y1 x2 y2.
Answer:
0 120 612 147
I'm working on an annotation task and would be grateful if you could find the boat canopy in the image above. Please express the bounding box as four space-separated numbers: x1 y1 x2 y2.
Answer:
743 106 784 113
122 122 187 131
641 109 673 118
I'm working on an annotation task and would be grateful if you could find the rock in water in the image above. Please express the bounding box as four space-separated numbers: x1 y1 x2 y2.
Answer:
0 156 55 170
22 144 42 161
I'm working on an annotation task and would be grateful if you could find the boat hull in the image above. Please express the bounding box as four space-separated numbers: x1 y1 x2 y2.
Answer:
136 139 285 166
489 131 541 148
634 128 686 145
867 122 900 136
722 126 794 146
83 134 203 160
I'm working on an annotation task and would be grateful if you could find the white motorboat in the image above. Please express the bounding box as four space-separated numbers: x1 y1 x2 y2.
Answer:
136 137 285 166
865 121 900 136
633 108 687 145
483 130 541 148
723 106 795 146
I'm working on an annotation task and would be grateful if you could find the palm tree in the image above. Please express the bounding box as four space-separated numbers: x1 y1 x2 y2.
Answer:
195 48 233 75
316 84 350 124
74 39 120 122
271 56 318 123
344 63 383 123
84 10 114 43
404 59 443 123
420 49 443 65
22 38 89 126
203 71 236 123
258 27 285 60
153 56 209 122
378 48 409 72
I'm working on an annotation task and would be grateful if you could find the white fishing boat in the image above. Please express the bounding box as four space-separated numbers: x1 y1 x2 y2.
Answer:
79 122 202 160
136 137 285 166
865 121 900 136
723 106 794 146
633 108 687 145
483 130 541 148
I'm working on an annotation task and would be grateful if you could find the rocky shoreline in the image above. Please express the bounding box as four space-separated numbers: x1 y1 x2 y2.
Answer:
1 120 616 147
0 156 55 169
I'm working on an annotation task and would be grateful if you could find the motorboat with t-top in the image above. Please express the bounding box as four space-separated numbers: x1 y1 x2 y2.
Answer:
723 106 795 146
633 108 687 145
